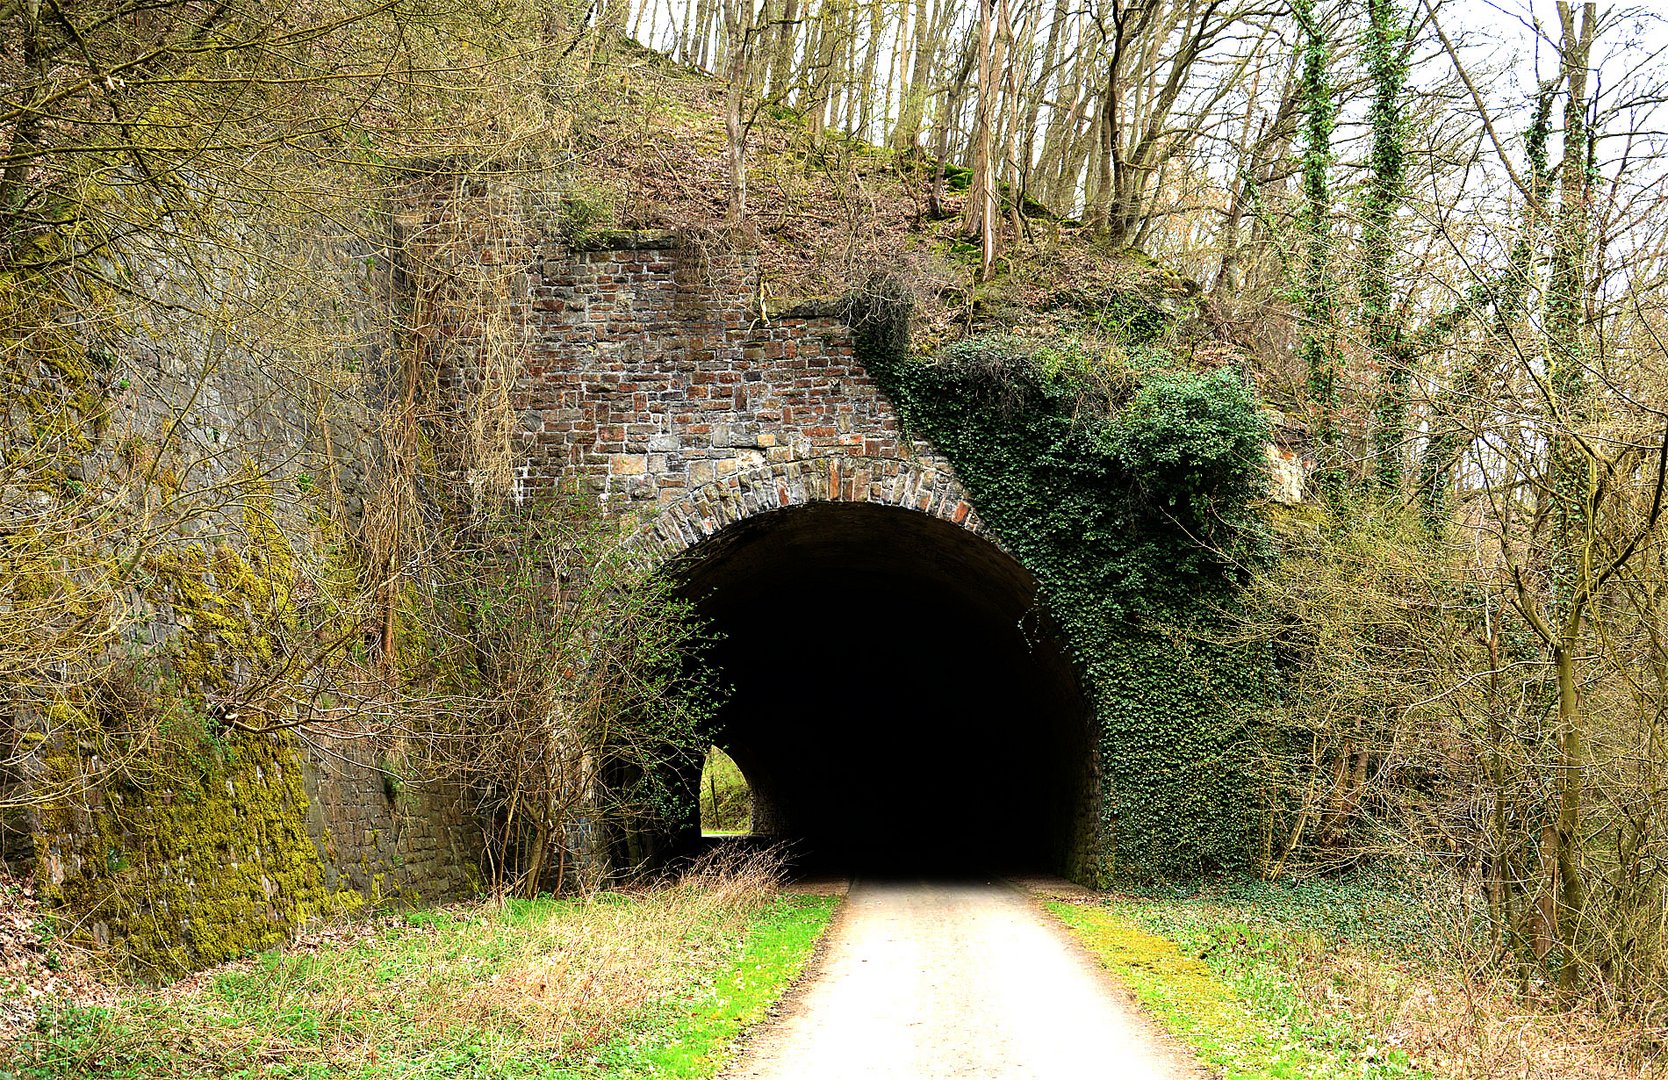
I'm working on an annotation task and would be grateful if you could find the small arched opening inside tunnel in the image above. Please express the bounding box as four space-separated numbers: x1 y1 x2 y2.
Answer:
672 502 1095 877
698 746 753 835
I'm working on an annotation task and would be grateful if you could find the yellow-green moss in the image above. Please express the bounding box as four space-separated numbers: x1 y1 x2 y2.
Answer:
1047 900 1314 1077
141 467 301 694
0 274 109 467
5 283 470 982
1048 900 1247 1031
35 732 347 981
22 465 362 982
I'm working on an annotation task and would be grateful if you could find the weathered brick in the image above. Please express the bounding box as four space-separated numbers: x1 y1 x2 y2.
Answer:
450 243 981 562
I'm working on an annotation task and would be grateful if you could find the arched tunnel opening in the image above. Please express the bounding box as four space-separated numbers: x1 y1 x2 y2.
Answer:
672 502 1095 878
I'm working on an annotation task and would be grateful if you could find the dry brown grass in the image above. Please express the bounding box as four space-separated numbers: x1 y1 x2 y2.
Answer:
1293 944 1668 1079
447 844 787 1054
2 844 797 1078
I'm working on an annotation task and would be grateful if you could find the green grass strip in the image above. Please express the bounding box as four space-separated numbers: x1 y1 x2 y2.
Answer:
5 891 839 1080
584 893 837 1079
1046 900 1427 1080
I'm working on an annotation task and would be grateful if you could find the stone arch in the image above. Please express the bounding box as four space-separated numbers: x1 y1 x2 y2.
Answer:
637 455 988 561
637 454 1102 878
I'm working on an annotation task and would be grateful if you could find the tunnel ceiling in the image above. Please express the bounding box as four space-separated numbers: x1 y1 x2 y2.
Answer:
675 502 1094 876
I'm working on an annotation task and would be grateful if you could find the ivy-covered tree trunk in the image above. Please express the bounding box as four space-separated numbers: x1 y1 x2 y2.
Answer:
1295 0 1341 498
1543 0 1596 983
1362 0 1408 493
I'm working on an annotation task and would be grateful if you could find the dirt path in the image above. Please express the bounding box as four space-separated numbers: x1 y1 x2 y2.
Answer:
727 879 1201 1079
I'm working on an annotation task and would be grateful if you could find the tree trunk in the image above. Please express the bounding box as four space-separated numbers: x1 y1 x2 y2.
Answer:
766 0 800 96
891 0 941 150
928 37 976 218
724 0 755 224
799 0 844 133
854 0 881 137
1296 0 1341 497
1364 0 1410 492
1088 73 1115 233
964 0 998 277
1553 637 1588 977
1018 0 1070 200
1544 2 1596 986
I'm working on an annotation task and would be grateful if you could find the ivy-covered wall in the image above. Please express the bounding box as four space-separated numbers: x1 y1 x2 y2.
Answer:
849 288 1273 883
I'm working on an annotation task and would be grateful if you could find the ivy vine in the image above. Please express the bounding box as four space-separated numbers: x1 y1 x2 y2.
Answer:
849 285 1274 883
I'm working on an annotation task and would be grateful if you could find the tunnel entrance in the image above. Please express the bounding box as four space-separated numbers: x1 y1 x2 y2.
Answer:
674 502 1094 877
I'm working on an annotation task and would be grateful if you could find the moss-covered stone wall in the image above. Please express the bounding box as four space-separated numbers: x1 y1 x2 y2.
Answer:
31 727 480 980
301 736 482 909
33 733 340 979
5 228 483 982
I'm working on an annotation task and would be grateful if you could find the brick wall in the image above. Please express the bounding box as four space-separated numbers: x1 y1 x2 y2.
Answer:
515 240 956 511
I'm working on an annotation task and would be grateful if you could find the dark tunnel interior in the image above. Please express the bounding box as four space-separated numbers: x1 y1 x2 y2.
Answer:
674 502 1094 877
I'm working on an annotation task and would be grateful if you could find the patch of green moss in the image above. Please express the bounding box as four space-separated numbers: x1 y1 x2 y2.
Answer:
1049 899 1291 1072
1050 899 1237 1011
0 272 114 473
35 732 344 981
22 464 371 981
1049 895 1433 1078
141 468 300 693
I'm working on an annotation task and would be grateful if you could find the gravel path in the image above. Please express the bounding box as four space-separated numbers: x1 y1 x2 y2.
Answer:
727 879 1202 1079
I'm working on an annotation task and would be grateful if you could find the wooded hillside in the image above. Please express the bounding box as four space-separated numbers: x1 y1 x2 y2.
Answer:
7 0 1668 1045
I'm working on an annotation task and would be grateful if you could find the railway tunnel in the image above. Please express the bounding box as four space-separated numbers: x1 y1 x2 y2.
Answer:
674 500 1096 877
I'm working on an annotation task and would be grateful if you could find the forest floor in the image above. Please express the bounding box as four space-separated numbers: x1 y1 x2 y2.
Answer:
1038 874 1667 1080
0 857 835 1079
584 39 1219 375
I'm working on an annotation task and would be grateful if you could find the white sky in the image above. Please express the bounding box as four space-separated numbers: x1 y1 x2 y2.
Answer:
1443 2 1668 97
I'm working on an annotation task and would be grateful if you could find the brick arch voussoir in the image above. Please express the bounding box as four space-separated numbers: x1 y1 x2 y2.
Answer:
637 456 988 563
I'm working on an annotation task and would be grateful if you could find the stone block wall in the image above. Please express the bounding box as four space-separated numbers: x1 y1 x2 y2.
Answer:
506 238 1305 519
301 740 481 907
28 732 480 978
513 239 953 508
14 203 485 977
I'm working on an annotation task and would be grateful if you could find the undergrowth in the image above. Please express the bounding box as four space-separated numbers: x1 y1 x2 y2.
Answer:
3 849 835 1079
1051 871 1663 1079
